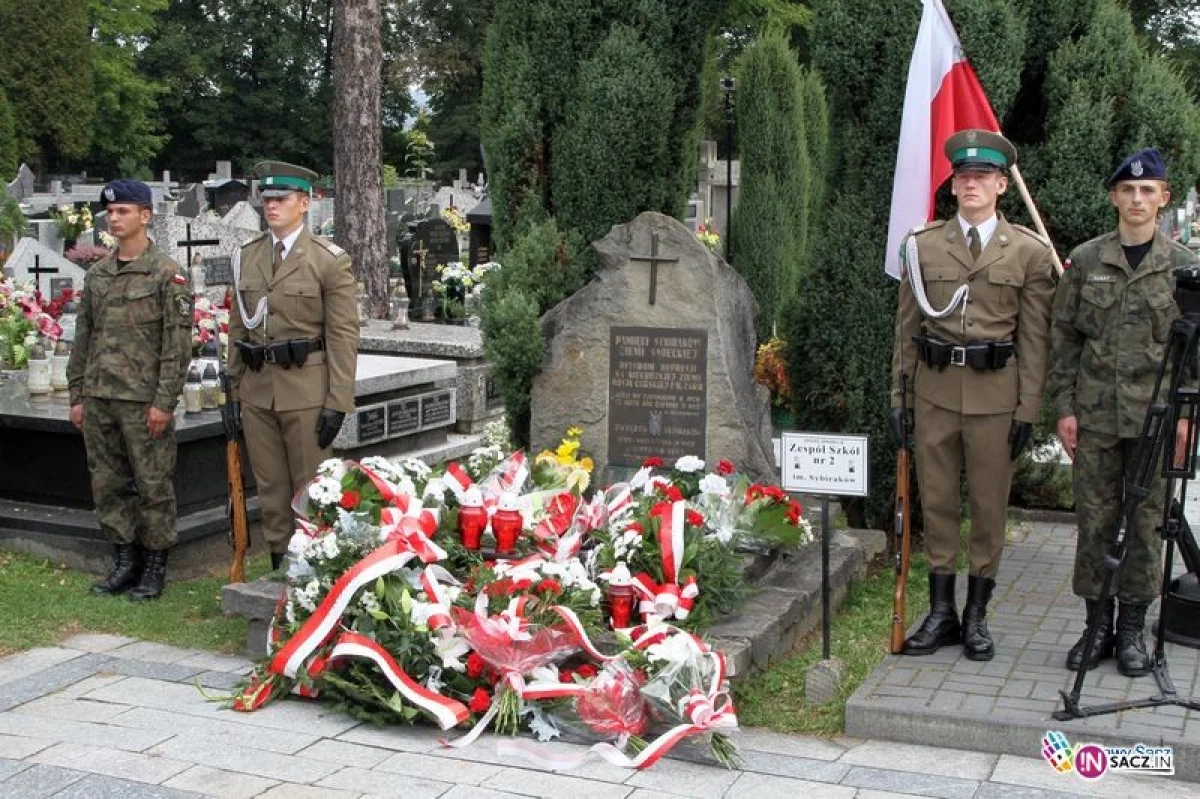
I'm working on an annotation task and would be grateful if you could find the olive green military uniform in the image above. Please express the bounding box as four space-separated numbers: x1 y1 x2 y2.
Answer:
891 216 1057 577
228 228 359 552
67 244 193 549
1047 232 1197 603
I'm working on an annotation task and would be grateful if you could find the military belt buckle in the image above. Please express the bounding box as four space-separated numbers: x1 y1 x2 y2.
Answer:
950 346 967 367
263 346 279 365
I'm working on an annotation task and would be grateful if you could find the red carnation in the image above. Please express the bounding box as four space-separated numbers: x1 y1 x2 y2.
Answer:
466 652 485 679
575 664 598 679
642 456 663 468
625 521 643 536
664 485 684 502
716 459 735 475
513 578 534 592
745 484 765 505
559 668 575 683
469 687 492 713
537 578 563 595
686 509 705 528
339 489 361 510
787 499 803 525
764 485 787 502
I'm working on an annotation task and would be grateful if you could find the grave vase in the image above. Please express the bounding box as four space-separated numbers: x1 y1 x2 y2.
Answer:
50 354 70 392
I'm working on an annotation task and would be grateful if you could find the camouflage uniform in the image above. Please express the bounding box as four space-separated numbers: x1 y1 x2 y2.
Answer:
1047 231 1197 603
67 244 193 549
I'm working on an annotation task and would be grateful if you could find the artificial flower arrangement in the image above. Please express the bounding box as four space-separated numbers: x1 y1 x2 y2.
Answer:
50 203 93 241
64 242 113 266
442 206 471 234
754 336 791 408
432 261 500 303
227 426 813 771
191 295 230 360
0 278 64 369
696 217 721 253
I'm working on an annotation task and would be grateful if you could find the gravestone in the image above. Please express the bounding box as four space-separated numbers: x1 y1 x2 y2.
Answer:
308 198 335 236
531 211 774 481
6 164 35 201
221 200 261 232
207 180 251 217
176 183 208 218
5 238 87 298
466 196 493 269
412 217 459 302
149 213 260 270
27 219 63 255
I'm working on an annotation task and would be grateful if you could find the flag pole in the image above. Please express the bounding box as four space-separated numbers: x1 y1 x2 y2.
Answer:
1009 164 1064 275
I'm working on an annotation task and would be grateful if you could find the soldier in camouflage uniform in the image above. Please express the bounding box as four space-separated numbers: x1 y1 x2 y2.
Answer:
1047 148 1197 676
67 179 193 601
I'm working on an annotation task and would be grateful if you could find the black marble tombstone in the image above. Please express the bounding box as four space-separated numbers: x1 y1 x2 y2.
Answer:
412 217 460 315
0 382 257 566
467 197 493 269
206 179 251 217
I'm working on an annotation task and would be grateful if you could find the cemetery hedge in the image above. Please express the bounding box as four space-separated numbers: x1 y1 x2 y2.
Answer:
480 0 724 441
0 88 15 184
786 0 1200 528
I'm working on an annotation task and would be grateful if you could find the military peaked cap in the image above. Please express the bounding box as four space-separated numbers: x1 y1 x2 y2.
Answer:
944 129 1017 171
254 161 318 197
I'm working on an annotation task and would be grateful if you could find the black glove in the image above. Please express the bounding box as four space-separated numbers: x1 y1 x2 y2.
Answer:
890 408 913 446
316 408 346 449
1009 420 1033 460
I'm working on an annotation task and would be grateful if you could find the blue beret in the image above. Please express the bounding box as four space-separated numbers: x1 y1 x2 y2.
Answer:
1107 148 1168 187
101 179 153 208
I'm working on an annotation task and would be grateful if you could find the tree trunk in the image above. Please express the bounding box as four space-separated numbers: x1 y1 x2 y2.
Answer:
332 0 388 317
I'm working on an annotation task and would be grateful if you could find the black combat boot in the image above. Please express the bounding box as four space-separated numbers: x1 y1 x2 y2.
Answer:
129 549 169 601
91 543 142 595
1065 598 1115 671
1115 602 1152 677
270 552 284 571
904 573 961 655
961 575 996 661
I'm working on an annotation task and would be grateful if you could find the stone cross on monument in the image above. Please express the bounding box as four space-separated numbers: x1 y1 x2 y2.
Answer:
28 254 58 297
629 232 678 305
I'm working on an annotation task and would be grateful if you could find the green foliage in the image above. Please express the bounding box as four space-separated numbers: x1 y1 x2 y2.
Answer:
552 27 676 247
0 195 25 250
0 0 95 168
405 111 436 180
382 164 401 189
730 35 811 340
0 88 16 182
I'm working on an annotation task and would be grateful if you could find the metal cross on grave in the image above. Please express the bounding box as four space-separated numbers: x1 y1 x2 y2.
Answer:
629 232 679 305
28 255 58 297
177 223 220 270
410 240 430 298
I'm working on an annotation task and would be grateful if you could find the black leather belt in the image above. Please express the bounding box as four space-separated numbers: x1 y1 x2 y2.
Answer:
235 337 324 371
914 336 1014 371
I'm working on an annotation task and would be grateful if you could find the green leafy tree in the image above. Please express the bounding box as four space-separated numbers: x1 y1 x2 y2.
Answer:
0 0 95 169
0 88 17 182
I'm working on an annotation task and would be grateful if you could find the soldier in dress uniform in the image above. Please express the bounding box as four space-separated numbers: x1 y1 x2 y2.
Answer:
1047 148 1196 677
68 179 193 600
891 130 1057 660
227 162 359 569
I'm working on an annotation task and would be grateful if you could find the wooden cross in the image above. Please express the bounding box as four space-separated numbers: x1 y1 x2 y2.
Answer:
28 255 58 296
177 223 220 270
629 232 679 305
410 241 430 298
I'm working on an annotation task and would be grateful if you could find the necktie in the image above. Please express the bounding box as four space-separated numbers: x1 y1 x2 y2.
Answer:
967 227 981 261
272 240 285 275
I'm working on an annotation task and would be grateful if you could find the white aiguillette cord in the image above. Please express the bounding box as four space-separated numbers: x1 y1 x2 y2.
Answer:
231 247 269 332
906 236 969 333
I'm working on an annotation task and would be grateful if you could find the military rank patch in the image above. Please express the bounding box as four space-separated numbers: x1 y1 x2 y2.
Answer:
176 295 192 317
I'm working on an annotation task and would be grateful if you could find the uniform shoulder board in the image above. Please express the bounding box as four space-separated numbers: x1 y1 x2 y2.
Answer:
313 235 346 258
241 232 268 249
909 220 946 237
1011 224 1050 248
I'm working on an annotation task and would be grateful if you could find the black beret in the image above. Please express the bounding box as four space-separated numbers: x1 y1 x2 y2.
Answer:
101 179 153 208
1107 148 1168 187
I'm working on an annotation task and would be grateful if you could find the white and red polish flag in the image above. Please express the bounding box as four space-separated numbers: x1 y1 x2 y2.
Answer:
885 0 1000 279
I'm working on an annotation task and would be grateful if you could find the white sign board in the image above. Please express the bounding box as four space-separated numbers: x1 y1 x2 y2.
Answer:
779 432 869 497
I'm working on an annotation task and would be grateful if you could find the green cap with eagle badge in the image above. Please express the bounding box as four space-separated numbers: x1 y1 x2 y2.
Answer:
254 160 318 198
943 129 1017 171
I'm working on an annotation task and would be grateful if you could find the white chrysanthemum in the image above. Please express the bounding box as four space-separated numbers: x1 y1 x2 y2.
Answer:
316 459 347 480
675 455 705 473
699 473 729 496
308 476 343 506
361 456 405 484
629 466 653 490
403 458 432 480
423 477 446 500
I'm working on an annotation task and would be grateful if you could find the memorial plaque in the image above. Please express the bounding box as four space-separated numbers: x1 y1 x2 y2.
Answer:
420 391 453 427
203 256 234 286
608 326 707 466
49 277 74 300
387 397 420 436
414 217 459 266
357 406 386 443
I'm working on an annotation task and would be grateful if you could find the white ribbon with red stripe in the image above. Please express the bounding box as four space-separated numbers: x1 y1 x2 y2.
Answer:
379 499 444 562
628 501 700 621
328 632 470 730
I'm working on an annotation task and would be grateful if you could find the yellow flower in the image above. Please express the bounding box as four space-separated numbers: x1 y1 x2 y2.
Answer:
579 456 594 473
566 426 583 438
535 450 557 465
555 439 580 460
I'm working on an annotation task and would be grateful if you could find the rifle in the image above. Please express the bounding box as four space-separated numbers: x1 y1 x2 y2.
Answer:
890 373 913 654
220 367 250 583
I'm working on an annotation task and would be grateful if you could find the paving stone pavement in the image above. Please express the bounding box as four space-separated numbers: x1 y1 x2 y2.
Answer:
0 634 1197 797
848 520 1200 785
